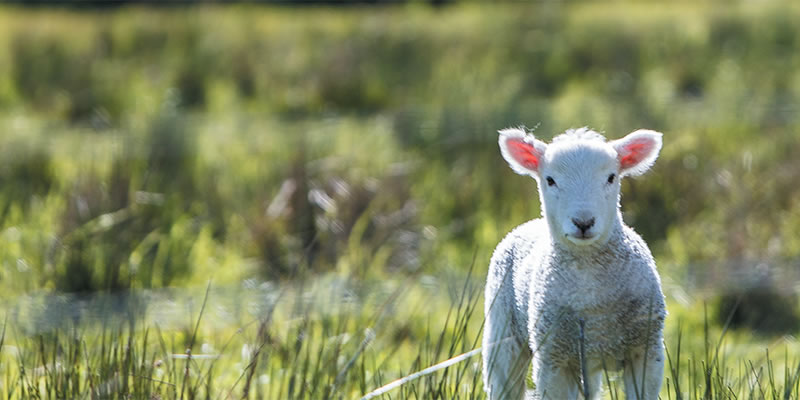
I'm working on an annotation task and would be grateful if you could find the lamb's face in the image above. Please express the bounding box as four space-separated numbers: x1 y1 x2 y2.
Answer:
538 141 620 245
498 127 662 248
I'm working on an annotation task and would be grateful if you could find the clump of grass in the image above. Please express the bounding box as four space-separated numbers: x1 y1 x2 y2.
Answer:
712 282 800 336
0 145 54 216
0 264 484 399
663 304 800 400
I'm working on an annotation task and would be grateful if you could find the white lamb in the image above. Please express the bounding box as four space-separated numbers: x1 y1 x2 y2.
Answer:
482 127 667 400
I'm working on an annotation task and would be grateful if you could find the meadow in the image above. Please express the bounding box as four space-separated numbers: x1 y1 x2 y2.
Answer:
1 2 800 398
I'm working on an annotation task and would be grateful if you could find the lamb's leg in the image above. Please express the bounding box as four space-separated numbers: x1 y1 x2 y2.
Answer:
533 363 579 400
482 306 531 400
584 370 604 400
623 342 664 400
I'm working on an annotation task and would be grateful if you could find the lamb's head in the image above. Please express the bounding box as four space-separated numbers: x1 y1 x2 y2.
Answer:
498 127 662 247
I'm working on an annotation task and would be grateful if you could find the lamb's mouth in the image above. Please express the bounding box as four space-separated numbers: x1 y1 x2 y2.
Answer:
566 232 598 244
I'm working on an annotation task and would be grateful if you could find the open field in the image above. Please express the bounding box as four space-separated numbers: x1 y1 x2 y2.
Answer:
1 2 800 398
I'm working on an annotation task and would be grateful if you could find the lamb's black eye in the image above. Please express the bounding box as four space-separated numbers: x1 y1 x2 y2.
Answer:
607 173 616 184
546 176 556 187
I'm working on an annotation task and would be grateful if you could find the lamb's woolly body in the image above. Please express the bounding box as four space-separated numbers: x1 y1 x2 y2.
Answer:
488 219 665 366
484 127 666 400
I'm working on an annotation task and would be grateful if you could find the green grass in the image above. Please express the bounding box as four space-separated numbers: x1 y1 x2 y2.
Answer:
0 271 486 399
1 1 800 398
3 275 800 399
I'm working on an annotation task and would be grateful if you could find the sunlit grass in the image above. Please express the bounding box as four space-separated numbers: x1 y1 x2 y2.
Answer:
0 1 800 398
2 274 800 399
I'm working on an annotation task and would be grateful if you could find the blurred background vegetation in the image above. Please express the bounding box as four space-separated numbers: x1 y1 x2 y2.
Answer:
1 1 800 397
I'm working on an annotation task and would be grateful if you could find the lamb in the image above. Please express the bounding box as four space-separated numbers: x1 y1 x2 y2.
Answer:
482 127 667 400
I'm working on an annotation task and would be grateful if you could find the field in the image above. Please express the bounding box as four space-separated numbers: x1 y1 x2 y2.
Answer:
1 2 800 398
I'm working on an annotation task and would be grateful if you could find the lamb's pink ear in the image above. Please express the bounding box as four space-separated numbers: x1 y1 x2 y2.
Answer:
611 129 663 177
498 128 548 177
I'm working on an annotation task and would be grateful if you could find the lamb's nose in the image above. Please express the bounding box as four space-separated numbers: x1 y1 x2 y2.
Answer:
572 217 595 234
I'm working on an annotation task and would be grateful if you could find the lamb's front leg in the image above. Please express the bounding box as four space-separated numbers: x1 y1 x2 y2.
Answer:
482 310 531 400
532 359 580 400
623 342 664 400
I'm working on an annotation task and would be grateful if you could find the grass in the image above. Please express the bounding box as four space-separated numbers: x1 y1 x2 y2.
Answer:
1 1 800 398
0 269 485 399
3 274 800 399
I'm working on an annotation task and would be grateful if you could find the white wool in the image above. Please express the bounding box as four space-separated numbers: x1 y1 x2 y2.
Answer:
483 127 666 400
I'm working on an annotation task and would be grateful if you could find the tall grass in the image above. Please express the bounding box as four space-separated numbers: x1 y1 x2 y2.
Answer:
2 273 800 399
0 267 487 399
